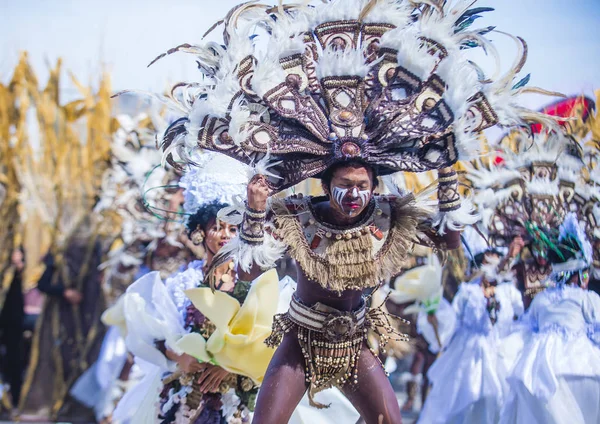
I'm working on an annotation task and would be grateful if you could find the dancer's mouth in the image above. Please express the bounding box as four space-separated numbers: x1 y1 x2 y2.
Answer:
346 203 361 209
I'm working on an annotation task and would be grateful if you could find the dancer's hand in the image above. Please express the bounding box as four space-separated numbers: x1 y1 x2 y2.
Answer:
171 352 204 374
247 174 270 211
197 363 229 393
64 289 83 305
427 313 438 327
508 236 525 258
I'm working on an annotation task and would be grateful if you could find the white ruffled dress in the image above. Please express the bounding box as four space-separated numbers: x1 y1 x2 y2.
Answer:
500 285 600 424
113 260 205 424
418 280 524 424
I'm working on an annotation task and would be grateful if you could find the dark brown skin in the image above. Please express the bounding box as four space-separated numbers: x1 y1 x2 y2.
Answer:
245 167 458 423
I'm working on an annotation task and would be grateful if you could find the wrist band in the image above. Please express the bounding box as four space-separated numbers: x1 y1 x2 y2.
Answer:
244 202 267 219
437 168 460 212
240 203 266 245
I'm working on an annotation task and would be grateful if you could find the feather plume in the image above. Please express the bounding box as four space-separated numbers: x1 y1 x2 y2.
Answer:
315 45 376 79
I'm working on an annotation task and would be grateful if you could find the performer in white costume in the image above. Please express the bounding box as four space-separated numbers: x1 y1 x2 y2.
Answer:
114 154 278 423
418 247 524 424
500 213 600 424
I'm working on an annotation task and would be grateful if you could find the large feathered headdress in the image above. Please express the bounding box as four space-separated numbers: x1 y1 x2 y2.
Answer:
153 0 557 193
465 95 595 250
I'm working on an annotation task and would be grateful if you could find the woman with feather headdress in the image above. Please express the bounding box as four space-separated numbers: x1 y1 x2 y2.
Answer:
112 153 281 424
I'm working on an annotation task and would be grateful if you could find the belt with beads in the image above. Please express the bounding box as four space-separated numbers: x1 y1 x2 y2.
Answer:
288 295 367 336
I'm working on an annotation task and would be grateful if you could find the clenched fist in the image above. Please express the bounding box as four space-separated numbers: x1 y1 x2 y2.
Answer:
508 236 525 258
247 174 270 211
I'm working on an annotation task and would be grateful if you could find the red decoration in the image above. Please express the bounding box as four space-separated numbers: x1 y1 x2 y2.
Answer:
369 225 384 241
310 234 322 249
529 96 595 134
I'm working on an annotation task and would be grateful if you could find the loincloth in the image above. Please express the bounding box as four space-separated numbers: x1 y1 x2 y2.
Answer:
265 295 408 408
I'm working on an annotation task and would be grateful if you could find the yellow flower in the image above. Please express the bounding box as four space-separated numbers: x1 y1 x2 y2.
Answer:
175 269 280 383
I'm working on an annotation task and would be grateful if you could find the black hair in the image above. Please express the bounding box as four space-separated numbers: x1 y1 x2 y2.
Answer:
186 201 229 239
471 248 502 269
320 160 379 192
547 237 580 265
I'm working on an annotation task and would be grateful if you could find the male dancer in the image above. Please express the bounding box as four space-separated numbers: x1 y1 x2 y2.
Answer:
240 162 460 423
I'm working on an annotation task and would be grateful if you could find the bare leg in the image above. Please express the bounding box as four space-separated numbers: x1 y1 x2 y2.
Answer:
402 350 424 411
421 350 436 405
253 331 308 423
342 344 402 424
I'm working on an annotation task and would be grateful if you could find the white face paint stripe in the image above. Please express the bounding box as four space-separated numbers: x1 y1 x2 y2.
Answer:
333 186 349 207
332 186 372 216
358 189 371 205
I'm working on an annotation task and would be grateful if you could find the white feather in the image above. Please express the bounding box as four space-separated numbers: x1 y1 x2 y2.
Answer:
310 0 365 26
252 58 286 98
315 46 374 79
526 178 559 195
219 231 287 273
228 98 251 146
380 28 438 81
361 0 412 28
433 196 480 235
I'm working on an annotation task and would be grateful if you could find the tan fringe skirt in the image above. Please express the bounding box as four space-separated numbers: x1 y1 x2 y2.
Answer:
265 295 408 408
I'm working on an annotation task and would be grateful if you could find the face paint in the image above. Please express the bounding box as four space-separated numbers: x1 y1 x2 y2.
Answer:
333 186 349 208
332 186 371 216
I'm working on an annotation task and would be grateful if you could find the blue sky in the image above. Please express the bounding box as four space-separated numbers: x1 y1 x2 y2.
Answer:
1 0 599 109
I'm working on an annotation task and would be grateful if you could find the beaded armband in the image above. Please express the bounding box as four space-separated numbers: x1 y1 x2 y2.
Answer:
240 203 267 245
437 167 460 212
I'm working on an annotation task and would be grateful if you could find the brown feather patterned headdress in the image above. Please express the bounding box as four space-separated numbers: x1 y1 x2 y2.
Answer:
150 0 559 193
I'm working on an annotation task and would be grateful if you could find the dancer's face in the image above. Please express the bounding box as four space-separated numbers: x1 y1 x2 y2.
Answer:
326 165 375 217
202 218 237 255
11 249 24 270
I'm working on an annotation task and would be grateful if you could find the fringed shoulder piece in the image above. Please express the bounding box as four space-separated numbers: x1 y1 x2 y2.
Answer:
271 194 430 293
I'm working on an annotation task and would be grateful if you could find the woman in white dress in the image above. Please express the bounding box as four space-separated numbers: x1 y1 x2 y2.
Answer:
418 248 524 424
112 156 278 423
500 213 600 424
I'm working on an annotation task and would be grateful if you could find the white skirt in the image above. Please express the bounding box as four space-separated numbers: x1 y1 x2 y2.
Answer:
418 329 505 424
500 376 600 424
500 332 600 424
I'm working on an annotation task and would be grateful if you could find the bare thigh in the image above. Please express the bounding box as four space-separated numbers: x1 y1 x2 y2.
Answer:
341 344 402 424
253 331 308 423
